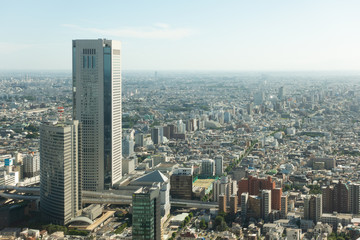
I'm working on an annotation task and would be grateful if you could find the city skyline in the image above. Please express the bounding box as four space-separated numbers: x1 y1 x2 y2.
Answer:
1 0 360 71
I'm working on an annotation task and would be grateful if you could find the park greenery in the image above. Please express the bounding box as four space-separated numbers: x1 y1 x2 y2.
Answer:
168 212 193 240
307 184 322 194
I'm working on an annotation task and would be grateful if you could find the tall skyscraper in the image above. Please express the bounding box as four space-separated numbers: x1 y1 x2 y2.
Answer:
40 120 81 225
72 39 122 191
132 186 161 240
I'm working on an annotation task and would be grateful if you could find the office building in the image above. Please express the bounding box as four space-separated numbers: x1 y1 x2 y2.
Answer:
151 127 161 145
132 186 161 240
224 112 231 123
170 168 193 200
201 159 215 177
215 155 223 176
135 133 144 147
304 195 322 224
278 86 285 100
162 125 171 139
130 170 170 220
247 103 253 115
73 39 122 191
40 120 81 225
254 91 265 105
122 137 134 157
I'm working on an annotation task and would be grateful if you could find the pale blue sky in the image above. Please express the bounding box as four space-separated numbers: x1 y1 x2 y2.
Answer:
1 0 360 71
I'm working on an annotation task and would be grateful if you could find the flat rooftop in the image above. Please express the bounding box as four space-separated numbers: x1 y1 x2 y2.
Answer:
193 179 215 189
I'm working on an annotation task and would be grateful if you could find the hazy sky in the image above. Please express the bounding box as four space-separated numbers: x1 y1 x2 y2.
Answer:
1 0 360 71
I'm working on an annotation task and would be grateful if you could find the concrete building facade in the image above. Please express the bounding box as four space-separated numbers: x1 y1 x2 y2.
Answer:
40 120 81 225
73 39 122 191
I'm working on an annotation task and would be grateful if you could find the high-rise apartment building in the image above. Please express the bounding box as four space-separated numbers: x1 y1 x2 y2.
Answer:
132 186 161 240
322 181 349 213
261 190 271 222
72 39 122 191
229 194 238 215
237 176 276 204
280 194 288 219
40 120 81 225
304 194 322 224
215 155 223 176
241 192 248 221
219 194 227 213
213 176 237 203
272 188 282 210
201 159 215 177
349 183 360 214
23 151 40 178
135 133 144 147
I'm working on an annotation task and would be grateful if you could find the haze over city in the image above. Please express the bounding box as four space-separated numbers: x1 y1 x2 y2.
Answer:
1 0 360 71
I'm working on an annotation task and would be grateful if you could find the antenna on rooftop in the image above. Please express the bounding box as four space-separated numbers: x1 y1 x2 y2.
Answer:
57 106 64 121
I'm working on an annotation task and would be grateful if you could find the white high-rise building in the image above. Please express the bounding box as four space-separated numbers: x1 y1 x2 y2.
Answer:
72 39 122 191
40 120 81 225
23 151 40 178
261 189 271 222
241 192 248 221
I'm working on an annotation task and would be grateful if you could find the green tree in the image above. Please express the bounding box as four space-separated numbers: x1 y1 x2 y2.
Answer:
217 221 228 231
200 219 207 229
215 216 224 227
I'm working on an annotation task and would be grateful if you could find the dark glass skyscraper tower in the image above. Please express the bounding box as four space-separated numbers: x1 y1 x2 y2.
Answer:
132 186 161 240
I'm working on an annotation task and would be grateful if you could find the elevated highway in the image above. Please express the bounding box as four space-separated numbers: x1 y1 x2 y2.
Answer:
1 189 219 209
